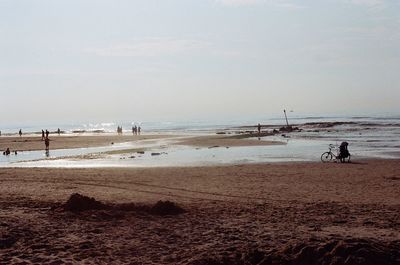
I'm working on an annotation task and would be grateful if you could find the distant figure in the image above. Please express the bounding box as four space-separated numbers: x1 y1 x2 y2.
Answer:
57 128 61 135
14 151 17 155
117 126 123 135
132 126 135 135
45 130 49 138
45 137 50 151
19 129 22 137
138 126 141 135
41 130 45 140
257 123 261 134
5 148 10 156
0 130 2 136
338 141 350 163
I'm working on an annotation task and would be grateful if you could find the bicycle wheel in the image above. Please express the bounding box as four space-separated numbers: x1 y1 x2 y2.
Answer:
321 152 333 162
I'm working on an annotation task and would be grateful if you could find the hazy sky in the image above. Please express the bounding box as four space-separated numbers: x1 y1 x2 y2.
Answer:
1 0 399 124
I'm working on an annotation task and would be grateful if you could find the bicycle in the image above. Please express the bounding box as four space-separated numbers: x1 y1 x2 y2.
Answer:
321 144 351 163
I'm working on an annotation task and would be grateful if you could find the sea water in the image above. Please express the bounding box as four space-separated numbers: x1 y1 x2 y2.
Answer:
0 114 399 167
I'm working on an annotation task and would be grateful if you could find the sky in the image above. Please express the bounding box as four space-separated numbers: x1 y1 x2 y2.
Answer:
0 0 399 124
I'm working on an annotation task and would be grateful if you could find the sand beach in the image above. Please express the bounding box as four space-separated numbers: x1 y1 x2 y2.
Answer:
0 132 399 264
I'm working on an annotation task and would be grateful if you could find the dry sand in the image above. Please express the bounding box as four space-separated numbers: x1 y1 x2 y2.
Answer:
0 159 399 264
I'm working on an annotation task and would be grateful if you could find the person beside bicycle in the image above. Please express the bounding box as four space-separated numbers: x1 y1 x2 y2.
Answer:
338 141 350 163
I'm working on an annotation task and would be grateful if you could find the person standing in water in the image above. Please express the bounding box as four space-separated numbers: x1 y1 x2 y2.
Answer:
257 123 261 134
45 130 49 138
19 129 22 137
57 128 61 135
41 130 45 140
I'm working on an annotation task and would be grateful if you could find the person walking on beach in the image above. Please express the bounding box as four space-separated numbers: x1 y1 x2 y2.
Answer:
19 129 22 137
57 128 61 135
45 130 49 138
41 130 45 140
257 123 261 134
45 137 50 151
138 126 141 135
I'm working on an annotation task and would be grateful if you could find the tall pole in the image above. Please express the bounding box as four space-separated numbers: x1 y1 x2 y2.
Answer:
284 109 289 127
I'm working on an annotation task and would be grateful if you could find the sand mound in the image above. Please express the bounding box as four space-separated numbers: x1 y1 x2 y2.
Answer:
63 193 109 212
62 194 185 216
189 239 400 265
150 200 185 216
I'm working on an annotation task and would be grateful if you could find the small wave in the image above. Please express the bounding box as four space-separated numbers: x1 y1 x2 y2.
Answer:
302 121 357 128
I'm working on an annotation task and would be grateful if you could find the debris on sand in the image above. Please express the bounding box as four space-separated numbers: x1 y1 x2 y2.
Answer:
63 193 109 212
188 238 400 265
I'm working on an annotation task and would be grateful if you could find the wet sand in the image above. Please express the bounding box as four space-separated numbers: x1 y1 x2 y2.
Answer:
176 134 283 147
0 134 283 154
0 135 173 152
0 159 399 264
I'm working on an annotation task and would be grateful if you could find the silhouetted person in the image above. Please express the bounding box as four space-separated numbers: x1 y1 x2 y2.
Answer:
14 151 17 155
338 142 350 163
132 126 135 135
45 137 50 151
138 126 141 135
19 129 22 137
41 130 45 140
257 123 261 134
45 130 49 138
57 128 61 135
5 148 10 156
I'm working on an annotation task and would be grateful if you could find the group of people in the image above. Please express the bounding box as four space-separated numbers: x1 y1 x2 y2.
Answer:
2 128 60 155
41 129 51 151
116 125 142 135
132 125 141 135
